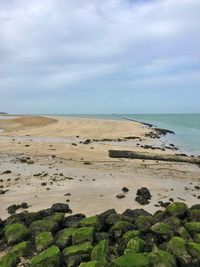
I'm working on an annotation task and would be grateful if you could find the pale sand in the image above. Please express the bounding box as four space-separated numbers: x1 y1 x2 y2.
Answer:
0 115 200 219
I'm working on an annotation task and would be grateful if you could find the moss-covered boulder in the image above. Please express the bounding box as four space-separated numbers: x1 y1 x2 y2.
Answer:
151 222 170 236
122 230 140 245
188 210 200 222
91 240 109 265
148 249 176 267
113 253 150 267
135 216 156 232
0 252 19 267
79 216 102 231
28 245 60 267
62 242 93 267
79 262 99 267
185 222 200 234
4 223 29 244
186 242 200 260
10 240 31 257
166 202 188 218
30 219 58 235
48 213 65 223
194 233 200 243
55 227 74 249
176 226 192 241
35 232 54 252
167 236 192 266
72 227 94 245
111 221 134 239
125 237 146 254
162 216 181 232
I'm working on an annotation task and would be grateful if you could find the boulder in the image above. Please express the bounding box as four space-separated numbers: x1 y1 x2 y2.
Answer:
30 219 58 235
4 223 29 245
62 214 85 228
148 249 176 267
188 210 200 222
125 237 147 254
122 230 140 245
79 216 102 231
55 227 74 249
79 262 99 267
122 209 151 222
0 252 19 267
176 227 192 241
110 221 134 239
51 203 72 213
29 245 60 267
186 242 200 260
35 232 54 252
185 222 200 234
135 216 156 232
91 240 110 265
151 222 170 236
113 253 150 267
72 227 94 245
166 202 188 218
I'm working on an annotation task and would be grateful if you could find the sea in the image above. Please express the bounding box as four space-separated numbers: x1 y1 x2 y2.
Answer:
53 113 200 156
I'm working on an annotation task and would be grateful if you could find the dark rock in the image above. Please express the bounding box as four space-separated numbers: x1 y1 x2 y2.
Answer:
51 203 72 213
7 202 29 214
2 170 12 174
83 139 91 144
62 214 86 228
122 187 129 193
135 187 152 205
116 194 125 199
122 209 151 222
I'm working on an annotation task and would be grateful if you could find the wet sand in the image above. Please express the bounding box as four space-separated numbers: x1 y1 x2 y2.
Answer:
0 115 200 219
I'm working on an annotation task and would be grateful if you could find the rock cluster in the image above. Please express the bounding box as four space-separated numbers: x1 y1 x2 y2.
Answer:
1 202 200 266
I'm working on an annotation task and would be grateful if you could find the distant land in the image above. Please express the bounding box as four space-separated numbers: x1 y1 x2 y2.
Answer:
0 112 8 114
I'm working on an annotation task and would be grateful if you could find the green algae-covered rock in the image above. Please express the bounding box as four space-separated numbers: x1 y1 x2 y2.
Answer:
194 233 200 243
4 223 29 244
63 241 93 257
0 252 19 267
162 216 181 232
29 245 60 267
55 227 74 249
135 216 155 232
79 216 102 231
185 222 200 234
123 230 140 245
125 237 146 254
91 240 109 264
167 236 192 265
113 253 150 267
35 232 54 252
148 249 176 267
111 221 134 239
48 213 65 223
188 210 200 222
72 227 94 245
151 222 170 235
30 219 58 235
10 241 31 257
177 226 192 241
166 202 188 218
186 242 200 260
79 261 99 267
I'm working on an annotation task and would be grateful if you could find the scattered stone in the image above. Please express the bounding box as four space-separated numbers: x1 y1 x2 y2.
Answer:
116 194 125 199
122 187 129 193
135 187 152 205
2 170 12 174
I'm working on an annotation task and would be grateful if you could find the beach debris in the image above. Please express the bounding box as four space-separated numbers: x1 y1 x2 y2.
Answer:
135 187 151 205
83 139 91 144
116 193 125 199
84 161 91 165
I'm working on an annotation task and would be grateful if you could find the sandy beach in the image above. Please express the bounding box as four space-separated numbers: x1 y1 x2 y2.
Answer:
0 115 200 219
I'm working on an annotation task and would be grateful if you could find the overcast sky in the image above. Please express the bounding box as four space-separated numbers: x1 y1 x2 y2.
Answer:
0 0 199 114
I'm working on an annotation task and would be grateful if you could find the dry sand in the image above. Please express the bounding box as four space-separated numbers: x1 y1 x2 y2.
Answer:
0 115 200 219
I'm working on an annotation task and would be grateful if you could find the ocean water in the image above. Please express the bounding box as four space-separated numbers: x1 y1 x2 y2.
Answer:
55 113 200 155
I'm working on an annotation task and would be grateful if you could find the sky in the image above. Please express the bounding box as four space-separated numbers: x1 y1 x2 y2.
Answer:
0 0 200 114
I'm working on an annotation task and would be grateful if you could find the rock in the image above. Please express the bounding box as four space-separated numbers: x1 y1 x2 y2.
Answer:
125 237 147 254
7 202 29 214
0 252 19 267
185 222 200 234
55 227 74 249
72 227 94 245
4 223 29 245
79 216 102 231
30 219 58 235
166 202 188 218
116 194 125 199
176 227 192 241
122 230 140 245
135 216 156 232
122 187 129 193
113 253 150 267
190 204 200 210
83 139 91 144
98 209 117 229
122 209 151 222
51 203 72 213
91 240 110 265
148 249 176 267
167 236 192 266
162 216 181 232
29 245 60 267
2 170 12 174
35 231 54 252
62 214 86 228
188 210 200 221
186 242 200 260
110 221 134 239
62 242 93 267
151 222 170 236
135 187 152 205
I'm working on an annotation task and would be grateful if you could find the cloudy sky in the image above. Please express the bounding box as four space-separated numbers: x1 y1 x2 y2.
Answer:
0 0 199 114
